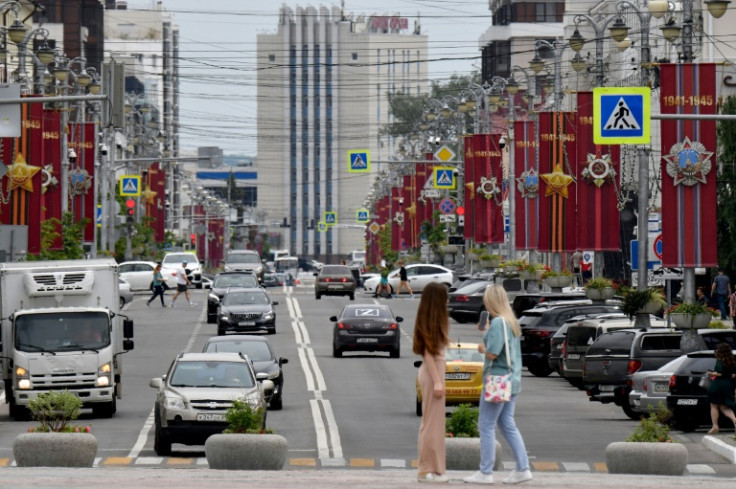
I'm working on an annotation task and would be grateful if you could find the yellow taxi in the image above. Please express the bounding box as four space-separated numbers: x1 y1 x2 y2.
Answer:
415 342 484 416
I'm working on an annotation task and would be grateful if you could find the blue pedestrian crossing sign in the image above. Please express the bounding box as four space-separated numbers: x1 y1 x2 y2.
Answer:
347 150 370 173
593 87 650 144
317 221 327 232
324 211 337 226
433 166 456 189
356 208 370 223
119 175 141 196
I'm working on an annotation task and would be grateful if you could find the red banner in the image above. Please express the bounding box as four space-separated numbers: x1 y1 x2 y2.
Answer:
68 122 97 243
391 186 400 251
463 136 475 240
659 63 718 267
401 175 412 249
472 133 504 244
576 92 621 251
513 121 538 250
144 162 166 242
42 109 63 249
537 112 577 252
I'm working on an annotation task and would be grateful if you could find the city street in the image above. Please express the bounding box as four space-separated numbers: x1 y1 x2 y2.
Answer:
1 284 735 477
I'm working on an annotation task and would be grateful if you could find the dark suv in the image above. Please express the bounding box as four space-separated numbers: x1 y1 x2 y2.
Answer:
584 328 736 420
519 302 621 377
512 292 588 318
667 350 727 432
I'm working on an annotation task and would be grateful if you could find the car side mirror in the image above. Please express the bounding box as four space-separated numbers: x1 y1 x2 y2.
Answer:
396 316 404 323
279 357 289 366
272 301 279 306
329 316 338 322
149 378 163 389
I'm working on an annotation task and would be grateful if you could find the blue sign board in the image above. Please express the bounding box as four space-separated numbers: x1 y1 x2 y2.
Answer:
324 211 337 225
119 175 140 196
593 87 651 144
630 240 659 271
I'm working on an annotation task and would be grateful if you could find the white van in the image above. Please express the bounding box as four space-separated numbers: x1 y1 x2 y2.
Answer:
268 249 290 262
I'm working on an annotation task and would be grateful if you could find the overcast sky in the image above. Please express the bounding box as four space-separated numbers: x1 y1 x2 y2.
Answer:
129 1 493 155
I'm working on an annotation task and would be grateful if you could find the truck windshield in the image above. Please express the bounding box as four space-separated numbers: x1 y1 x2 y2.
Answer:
15 312 110 352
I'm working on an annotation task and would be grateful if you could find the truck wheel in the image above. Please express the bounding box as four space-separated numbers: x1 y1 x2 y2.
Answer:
154 418 172 456
93 397 116 418
527 358 553 377
9 400 30 421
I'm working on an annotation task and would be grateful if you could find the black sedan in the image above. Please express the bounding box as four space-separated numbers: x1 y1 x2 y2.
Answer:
207 272 260 323
667 350 716 432
331 304 403 358
447 280 493 323
203 335 288 410
216 288 278 335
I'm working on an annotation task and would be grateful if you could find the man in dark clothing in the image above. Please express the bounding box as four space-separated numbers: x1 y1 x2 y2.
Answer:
711 269 732 320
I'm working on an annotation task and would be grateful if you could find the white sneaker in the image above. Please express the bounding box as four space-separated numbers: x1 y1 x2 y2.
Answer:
463 471 494 484
418 473 449 484
503 469 532 484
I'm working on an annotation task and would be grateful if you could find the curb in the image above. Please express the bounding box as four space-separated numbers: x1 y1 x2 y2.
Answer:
702 435 736 464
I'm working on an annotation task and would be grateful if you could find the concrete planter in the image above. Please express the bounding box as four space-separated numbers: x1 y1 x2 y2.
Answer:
13 432 97 467
205 433 288 470
543 275 572 289
637 301 663 315
585 287 616 301
670 312 713 330
519 270 544 281
445 438 502 471
439 245 458 254
479 258 501 269
605 441 687 475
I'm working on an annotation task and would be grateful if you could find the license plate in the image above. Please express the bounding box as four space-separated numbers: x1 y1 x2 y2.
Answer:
600 385 615 392
566 353 580 360
196 413 225 422
677 398 698 406
356 337 378 343
446 373 471 380
328 285 343 290
653 384 669 393
239 321 256 326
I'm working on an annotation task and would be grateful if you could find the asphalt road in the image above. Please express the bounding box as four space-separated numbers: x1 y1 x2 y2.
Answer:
0 284 735 477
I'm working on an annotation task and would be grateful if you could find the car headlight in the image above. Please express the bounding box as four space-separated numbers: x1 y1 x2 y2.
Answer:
96 362 112 387
16 366 31 390
220 314 231 323
263 311 275 321
164 396 186 410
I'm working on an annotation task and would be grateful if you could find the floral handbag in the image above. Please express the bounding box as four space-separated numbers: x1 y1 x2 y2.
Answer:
483 318 513 403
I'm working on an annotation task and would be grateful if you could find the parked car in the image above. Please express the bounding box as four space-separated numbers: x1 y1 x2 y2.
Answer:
447 280 493 323
415 342 484 416
119 260 177 290
223 250 264 282
519 302 621 377
262 273 284 288
448 273 494 293
363 264 454 295
161 252 203 288
628 355 689 417
203 335 288 410
207 272 261 323
667 350 722 432
119 277 133 308
149 352 273 455
331 303 403 358
511 292 588 318
315 264 356 300
216 288 278 335
584 328 736 420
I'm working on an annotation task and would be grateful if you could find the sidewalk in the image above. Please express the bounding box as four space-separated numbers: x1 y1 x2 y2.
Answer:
0 467 734 489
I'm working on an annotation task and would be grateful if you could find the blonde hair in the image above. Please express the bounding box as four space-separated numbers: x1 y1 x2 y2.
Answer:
482 284 521 337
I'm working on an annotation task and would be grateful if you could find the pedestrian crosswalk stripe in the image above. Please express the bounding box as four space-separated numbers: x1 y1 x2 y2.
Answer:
437 170 452 185
604 97 640 130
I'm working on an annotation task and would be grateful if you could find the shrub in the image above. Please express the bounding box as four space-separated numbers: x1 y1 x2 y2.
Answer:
626 404 674 443
27 390 90 433
223 399 272 434
585 277 614 290
446 404 479 438
620 287 666 318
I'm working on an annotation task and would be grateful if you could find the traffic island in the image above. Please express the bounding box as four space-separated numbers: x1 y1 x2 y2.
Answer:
605 441 687 475
205 433 288 470
13 433 97 467
445 438 502 471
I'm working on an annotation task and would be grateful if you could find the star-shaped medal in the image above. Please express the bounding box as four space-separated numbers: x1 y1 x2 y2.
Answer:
540 168 574 198
6 153 41 192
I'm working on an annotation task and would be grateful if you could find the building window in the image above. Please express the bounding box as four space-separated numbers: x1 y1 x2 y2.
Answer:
268 54 275 62
352 52 358 60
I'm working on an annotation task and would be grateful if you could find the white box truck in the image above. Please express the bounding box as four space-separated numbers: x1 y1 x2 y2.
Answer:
0 258 134 420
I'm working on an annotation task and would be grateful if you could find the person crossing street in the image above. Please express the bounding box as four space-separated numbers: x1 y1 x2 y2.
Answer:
170 260 195 308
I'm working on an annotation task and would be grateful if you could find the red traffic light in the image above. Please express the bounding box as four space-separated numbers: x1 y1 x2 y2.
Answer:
190 233 196 244
125 199 135 209
456 206 465 216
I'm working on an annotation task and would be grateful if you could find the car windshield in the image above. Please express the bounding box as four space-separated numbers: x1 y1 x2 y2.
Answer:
275 258 298 272
446 347 484 362
659 355 688 372
213 274 258 288
204 340 274 361
163 253 198 265
321 265 350 276
227 254 260 264
169 361 255 388
15 312 110 352
222 291 270 306
519 312 543 328
341 306 391 319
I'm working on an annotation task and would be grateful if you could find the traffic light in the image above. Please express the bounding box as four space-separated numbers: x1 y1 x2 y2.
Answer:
190 233 196 247
125 198 135 224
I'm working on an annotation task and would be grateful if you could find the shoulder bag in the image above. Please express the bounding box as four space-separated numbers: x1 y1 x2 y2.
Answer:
483 318 513 403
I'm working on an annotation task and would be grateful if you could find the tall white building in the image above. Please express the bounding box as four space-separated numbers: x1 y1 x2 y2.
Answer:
257 5 428 259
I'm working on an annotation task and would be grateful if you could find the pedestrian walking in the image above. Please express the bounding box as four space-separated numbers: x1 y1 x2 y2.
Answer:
413 282 450 484
464 284 532 485
146 262 167 307
705 343 736 434
711 269 732 320
170 260 195 308
396 261 414 298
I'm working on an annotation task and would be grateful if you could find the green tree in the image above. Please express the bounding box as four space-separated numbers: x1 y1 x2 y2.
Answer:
28 212 89 261
716 95 736 271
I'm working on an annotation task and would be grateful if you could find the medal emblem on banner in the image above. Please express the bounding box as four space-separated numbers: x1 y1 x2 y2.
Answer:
582 152 616 188
477 175 501 201
516 168 539 198
69 167 93 196
663 136 713 186
393 211 404 226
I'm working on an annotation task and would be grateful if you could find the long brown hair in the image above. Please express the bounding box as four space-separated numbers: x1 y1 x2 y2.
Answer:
412 282 450 356
716 343 736 370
